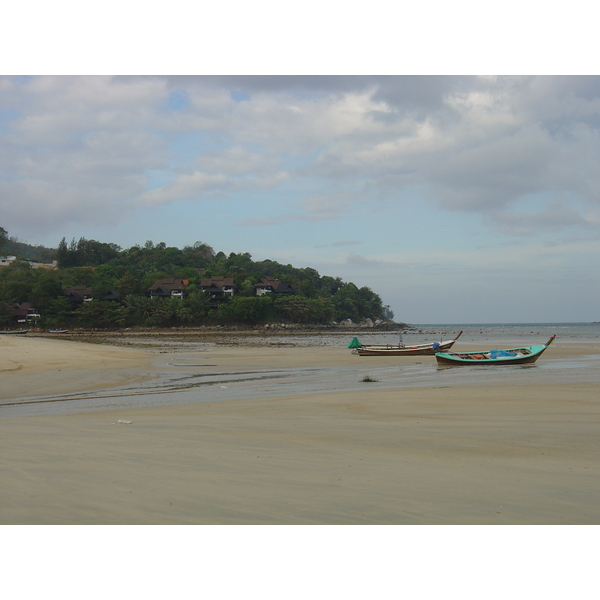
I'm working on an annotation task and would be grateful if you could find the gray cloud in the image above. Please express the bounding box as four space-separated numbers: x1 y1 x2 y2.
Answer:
345 253 385 267
2 75 600 242
487 203 593 235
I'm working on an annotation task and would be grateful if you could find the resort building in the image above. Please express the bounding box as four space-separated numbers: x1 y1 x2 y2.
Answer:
254 276 294 296
200 277 237 299
64 287 94 305
147 279 189 299
9 301 41 323
0 256 57 269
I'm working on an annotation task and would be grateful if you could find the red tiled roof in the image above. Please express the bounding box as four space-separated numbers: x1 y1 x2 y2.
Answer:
200 277 236 288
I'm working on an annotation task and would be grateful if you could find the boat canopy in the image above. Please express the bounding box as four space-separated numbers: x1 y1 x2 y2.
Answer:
347 337 362 349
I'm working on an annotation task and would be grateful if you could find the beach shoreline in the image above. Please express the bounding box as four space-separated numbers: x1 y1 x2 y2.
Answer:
1 332 599 524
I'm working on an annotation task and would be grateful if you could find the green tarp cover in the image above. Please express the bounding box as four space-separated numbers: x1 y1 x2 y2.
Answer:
347 337 362 349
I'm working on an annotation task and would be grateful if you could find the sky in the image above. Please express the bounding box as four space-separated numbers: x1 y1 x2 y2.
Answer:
1 6 599 324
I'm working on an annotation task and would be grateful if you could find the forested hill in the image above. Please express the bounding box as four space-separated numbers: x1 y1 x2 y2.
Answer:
0 228 56 263
1 233 395 328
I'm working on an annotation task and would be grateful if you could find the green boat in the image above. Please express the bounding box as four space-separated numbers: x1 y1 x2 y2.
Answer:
435 335 556 366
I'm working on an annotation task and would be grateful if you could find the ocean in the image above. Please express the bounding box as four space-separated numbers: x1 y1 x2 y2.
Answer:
409 322 600 344
225 322 600 347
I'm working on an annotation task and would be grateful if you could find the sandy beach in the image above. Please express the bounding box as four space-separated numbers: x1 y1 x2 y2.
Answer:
1 332 599 524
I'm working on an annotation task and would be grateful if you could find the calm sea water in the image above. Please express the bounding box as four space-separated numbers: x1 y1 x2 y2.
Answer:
2 323 599 418
356 322 600 346
257 322 600 348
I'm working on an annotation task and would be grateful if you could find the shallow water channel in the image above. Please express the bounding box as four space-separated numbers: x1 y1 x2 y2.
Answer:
3 338 599 418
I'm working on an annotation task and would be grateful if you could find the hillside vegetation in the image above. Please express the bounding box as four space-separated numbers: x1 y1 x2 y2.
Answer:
1 232 394 329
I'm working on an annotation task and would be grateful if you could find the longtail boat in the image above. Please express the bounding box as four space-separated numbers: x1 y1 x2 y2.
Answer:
435 335 556 366
0 329 29 335
349 331 462 356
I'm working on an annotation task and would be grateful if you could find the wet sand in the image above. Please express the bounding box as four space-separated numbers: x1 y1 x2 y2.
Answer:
1 334 599 524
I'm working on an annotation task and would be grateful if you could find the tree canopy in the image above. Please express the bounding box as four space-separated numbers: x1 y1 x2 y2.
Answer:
0 227 7 252
0 229 393 328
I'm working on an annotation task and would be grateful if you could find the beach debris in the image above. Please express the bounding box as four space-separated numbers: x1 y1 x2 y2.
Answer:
114 419 133 425
362 375 378 383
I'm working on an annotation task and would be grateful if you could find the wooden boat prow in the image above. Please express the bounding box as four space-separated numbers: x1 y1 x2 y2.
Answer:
351 330 463 356
435 335 555 366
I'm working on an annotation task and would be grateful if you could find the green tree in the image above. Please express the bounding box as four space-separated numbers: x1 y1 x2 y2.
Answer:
31 272 64 313
74 300 120 328
122 295 154 325
56 237 69 267
0 261 34 304
182 241 215 267
43 297 73 328
148 297 179 327
275 296 316 324
1 233 391 328
218 296 273 324
0 226 8 252
175 303 194 324
185 291 211 322
116 271 142 297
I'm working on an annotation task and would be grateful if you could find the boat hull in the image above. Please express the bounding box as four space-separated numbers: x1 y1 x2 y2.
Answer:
355 339 458 356
435 352 543 365
435 335 555 366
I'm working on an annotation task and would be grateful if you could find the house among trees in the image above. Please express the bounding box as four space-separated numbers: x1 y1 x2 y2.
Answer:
0 256 16 267
254 276 294 296
10 301 40 323
0 255 57 270
147 279 189 299
200 277 236 299
64 286 93 305
0 228 390 328
102 290 120 301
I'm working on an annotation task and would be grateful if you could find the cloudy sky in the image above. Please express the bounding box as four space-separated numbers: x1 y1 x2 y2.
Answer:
1 10 599 324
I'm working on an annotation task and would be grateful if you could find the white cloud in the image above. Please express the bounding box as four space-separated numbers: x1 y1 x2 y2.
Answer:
488 203 596 235
0 179 129 232
583 212 600 225
136 173 230 206
2 75 600 249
